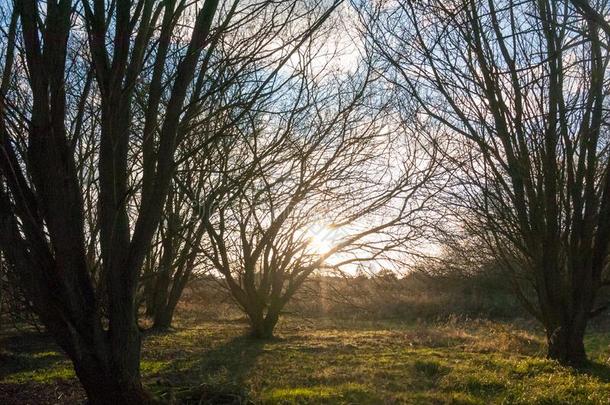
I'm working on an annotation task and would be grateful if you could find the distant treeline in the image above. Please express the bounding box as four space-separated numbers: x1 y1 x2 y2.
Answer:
175 270 527 323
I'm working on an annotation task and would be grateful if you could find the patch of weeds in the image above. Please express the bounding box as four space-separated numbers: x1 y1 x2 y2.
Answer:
263 383 374 404
154 368 253 404
141 359 171 375
462 376 505 396
172 382 251 405
413 359 450 380
512 357 561 377
3 363 75 384
403 391 484 405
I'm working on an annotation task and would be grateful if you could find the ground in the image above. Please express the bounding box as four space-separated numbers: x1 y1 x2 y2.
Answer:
0 317 609 404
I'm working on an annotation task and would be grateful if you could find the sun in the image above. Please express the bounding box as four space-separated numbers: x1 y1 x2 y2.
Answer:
305 224 337 255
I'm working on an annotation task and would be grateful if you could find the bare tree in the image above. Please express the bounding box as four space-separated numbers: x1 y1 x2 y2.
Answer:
570 0 610 38
141 184 207 330
364 0 610 365
138 0 346 332
0 0 257 401
183 43 441 338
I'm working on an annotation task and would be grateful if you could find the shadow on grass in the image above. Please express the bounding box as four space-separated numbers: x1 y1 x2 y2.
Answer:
0 331 68 380
1 330 57 353
154 334 267 404
581 361 610 383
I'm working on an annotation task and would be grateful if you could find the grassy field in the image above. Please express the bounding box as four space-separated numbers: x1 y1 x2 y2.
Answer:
1 317 609 404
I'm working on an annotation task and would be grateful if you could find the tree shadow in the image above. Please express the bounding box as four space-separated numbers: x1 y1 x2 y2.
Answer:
1 330 55 353
580 361 610 383
154 335 267 404
0 331 68 378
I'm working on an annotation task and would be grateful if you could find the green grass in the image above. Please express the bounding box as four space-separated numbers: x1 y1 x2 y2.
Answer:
1 318 609 404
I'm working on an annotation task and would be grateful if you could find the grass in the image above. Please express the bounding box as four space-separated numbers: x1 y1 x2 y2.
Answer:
1 317 609 404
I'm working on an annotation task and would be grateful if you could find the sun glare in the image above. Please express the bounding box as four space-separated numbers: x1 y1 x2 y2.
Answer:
306 225 337 255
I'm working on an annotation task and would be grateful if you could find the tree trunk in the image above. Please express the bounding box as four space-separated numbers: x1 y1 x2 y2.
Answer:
546 317 588 366
143 258 158 318
149 276 171 330
249 319 275 339
263 309 280 338
76 365 155 405
152 306 173 331
247 307 269 339
248 317 264 339
34 312 152 405
149 265 184 331
247 306 280 339
151 274 188 331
